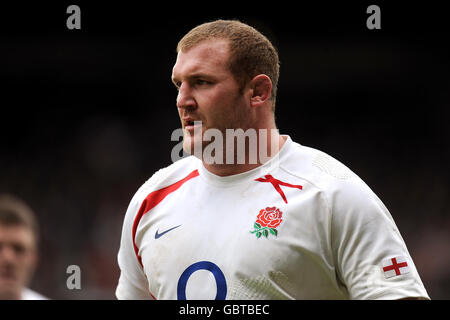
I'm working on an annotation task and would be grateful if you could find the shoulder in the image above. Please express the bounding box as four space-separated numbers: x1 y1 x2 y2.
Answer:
116 155 201 295
280 140 388 218
280 140 361 192
131 155 200 207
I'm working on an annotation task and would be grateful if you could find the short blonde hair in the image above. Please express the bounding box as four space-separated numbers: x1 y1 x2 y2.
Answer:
177 19 280 110
0 193 39 243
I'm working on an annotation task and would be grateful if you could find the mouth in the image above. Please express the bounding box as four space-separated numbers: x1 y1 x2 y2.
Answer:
184 120 195 127
183 119 202 132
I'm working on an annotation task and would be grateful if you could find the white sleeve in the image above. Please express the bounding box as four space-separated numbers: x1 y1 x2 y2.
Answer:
330 178 430 300
116 190 154 300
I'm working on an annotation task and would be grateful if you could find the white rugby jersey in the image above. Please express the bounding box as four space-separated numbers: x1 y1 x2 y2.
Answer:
116 136 429 300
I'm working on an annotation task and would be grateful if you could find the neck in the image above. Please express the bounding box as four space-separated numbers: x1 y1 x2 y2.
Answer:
202 130 286 177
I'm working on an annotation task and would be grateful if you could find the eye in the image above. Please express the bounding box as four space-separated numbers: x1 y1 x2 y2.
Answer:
196 79 212 86
12 243 26 255
171 78 181 90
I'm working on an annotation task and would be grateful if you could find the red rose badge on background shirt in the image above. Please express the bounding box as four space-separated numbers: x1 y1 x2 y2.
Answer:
251 207 283 239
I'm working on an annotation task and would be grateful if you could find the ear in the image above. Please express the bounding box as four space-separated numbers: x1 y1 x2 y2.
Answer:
249 74 272 108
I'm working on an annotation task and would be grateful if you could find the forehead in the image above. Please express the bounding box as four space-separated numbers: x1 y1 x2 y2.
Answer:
172 39 231 78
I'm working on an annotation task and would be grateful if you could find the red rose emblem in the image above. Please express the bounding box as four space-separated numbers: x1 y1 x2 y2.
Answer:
256 207 283 228
251 206 284 239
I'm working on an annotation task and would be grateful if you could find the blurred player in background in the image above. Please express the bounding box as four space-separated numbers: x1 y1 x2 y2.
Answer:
116 20 429 300
0 193 47 300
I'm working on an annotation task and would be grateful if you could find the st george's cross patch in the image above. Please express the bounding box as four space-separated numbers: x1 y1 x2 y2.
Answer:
381 256 410 278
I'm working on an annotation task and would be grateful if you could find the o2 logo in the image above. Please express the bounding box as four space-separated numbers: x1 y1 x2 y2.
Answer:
177 261 227 300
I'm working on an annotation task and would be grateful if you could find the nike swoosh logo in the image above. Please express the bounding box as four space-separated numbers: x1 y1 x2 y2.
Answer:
155 225 181 239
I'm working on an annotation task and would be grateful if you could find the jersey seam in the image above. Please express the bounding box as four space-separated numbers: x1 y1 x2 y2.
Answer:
278 164 343 293
132 169 200 269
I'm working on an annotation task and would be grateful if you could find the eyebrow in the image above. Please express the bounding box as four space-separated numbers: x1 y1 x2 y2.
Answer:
171 72 215 86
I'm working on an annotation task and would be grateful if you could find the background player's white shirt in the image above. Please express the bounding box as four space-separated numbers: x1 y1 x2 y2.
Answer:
116 136 429 300
21 288 48 300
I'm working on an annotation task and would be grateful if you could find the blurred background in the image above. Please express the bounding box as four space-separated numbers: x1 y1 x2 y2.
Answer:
0 2 448 299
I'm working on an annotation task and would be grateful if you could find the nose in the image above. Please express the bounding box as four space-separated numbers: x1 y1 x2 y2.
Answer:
176 83 197 110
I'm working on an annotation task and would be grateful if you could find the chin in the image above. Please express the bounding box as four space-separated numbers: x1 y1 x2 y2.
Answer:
182 131 204 157
0 280 21 299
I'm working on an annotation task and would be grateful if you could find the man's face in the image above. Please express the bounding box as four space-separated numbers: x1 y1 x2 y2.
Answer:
172 39 251 155
0 224 37 299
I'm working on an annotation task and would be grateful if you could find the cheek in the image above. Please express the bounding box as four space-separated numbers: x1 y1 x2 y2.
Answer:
195 81 245 127
210 97 246 128
10 251 36 280
20 250 37 266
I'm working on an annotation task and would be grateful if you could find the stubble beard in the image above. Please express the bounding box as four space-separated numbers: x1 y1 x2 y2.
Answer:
182 93 249 162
